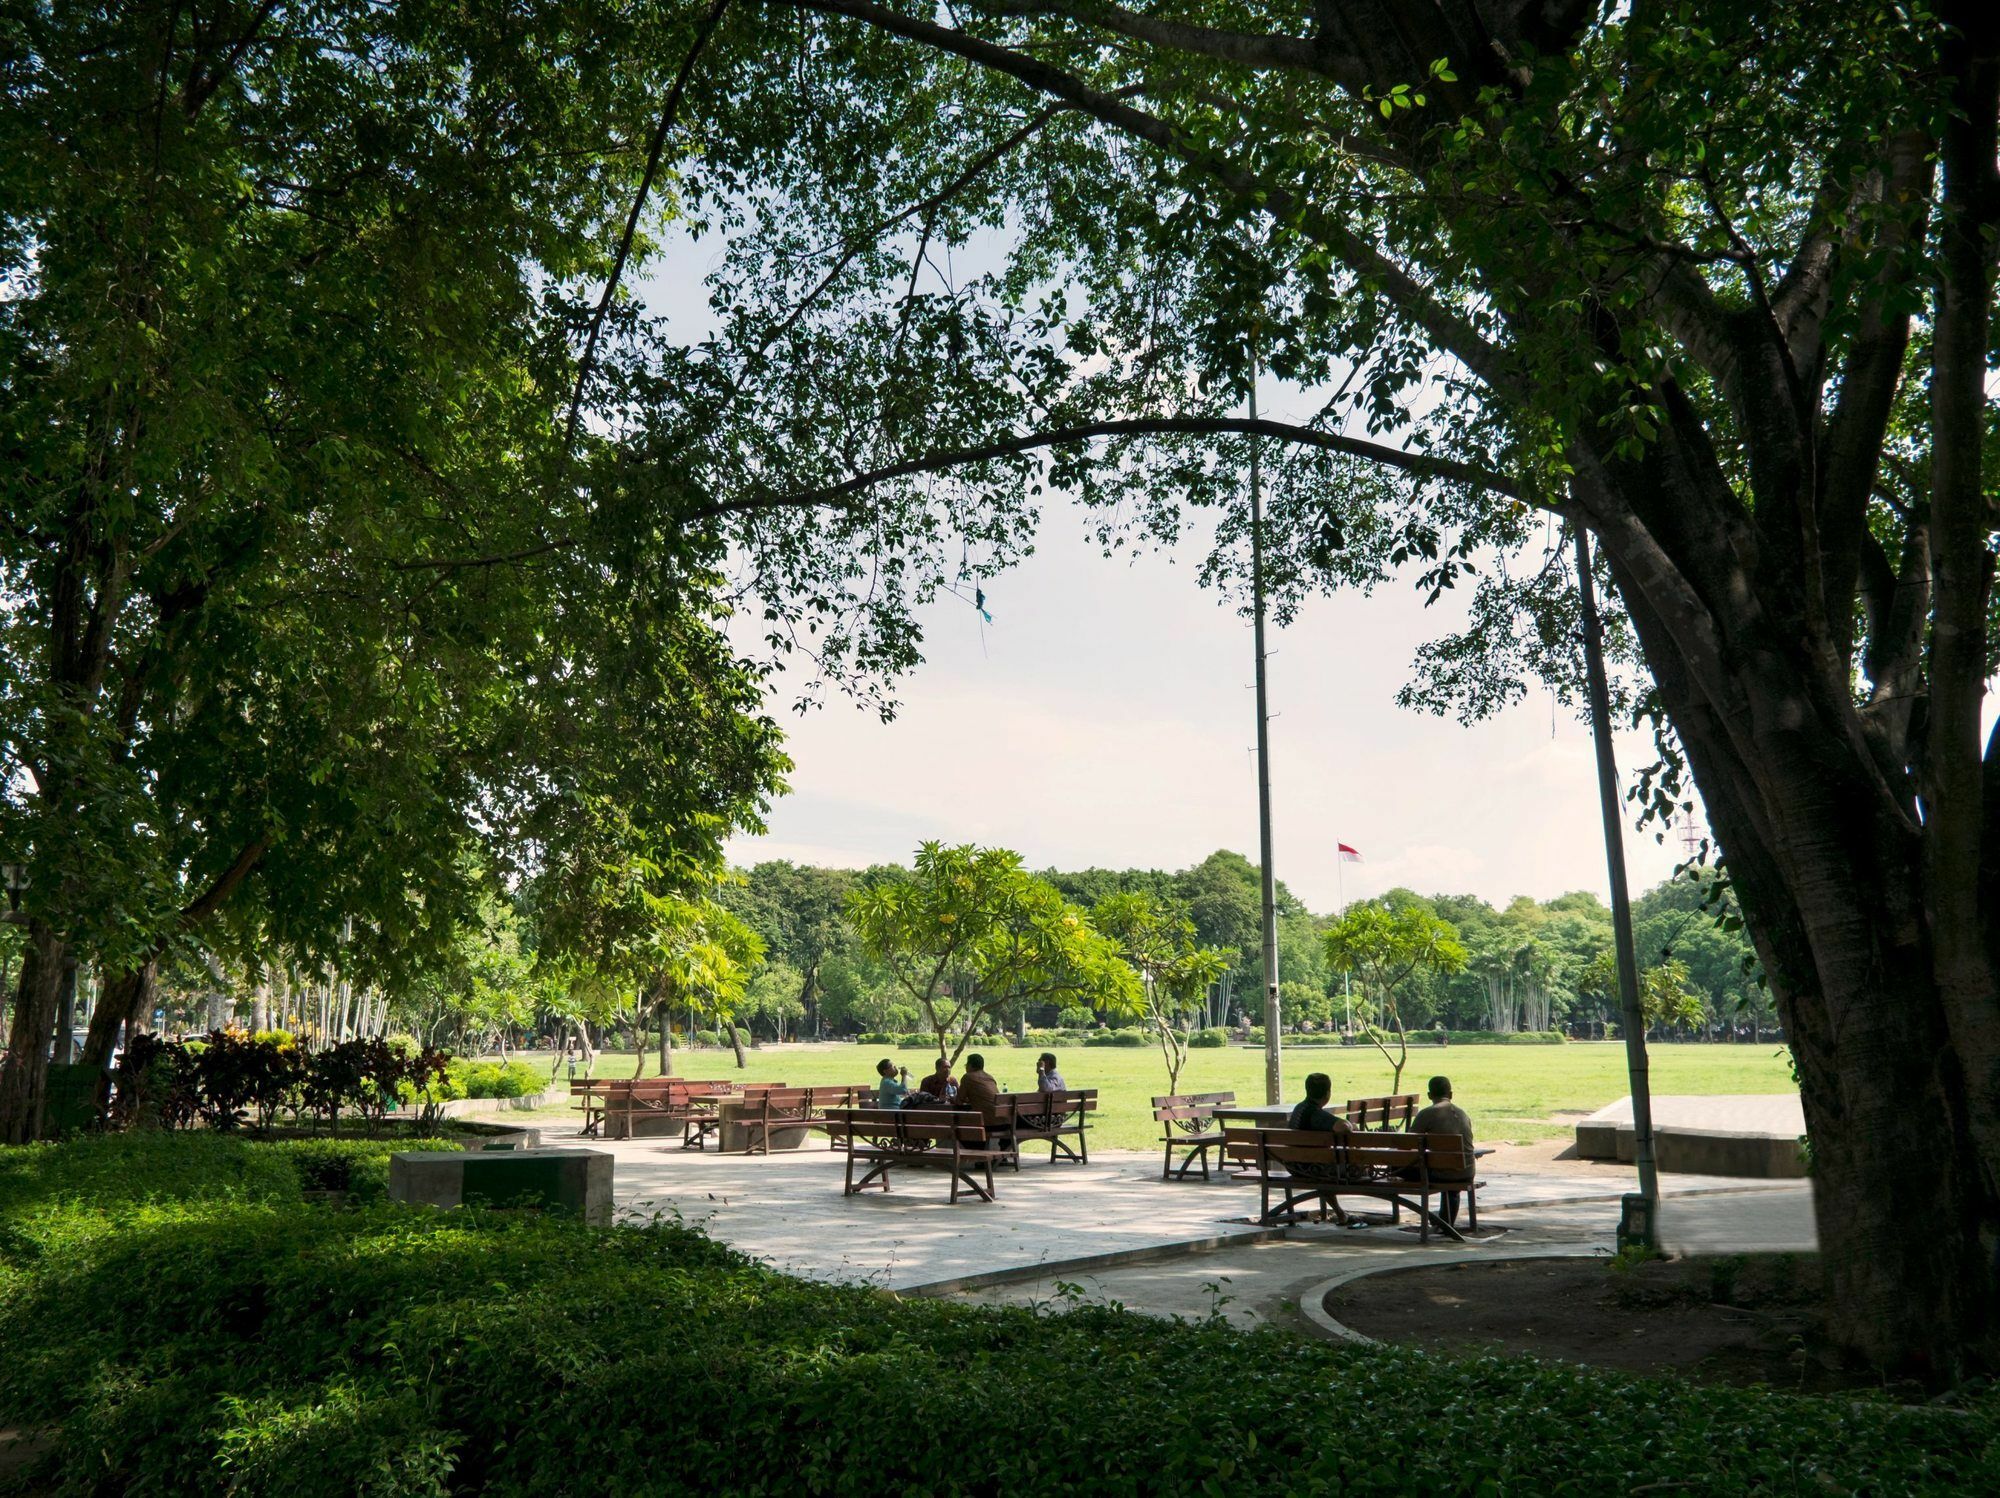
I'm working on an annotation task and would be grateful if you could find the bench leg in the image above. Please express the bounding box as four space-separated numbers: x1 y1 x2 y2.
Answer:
1162 1142 1175 1180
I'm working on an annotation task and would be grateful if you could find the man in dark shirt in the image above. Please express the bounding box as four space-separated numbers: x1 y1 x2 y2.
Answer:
1287 1072 1353 1134
955 1053 1000 1113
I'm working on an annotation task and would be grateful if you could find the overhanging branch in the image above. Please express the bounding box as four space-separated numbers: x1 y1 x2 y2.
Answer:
699 416 1524 521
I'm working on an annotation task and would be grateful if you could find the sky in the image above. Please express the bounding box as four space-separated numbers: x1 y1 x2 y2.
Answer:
721 507 1704 915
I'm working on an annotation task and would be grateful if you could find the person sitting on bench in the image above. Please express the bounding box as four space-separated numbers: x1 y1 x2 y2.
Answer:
1035 1051 1066 1093
918 1056 955 1101
956 1053 1000 1113
875 1058 910 1108
1411 1074 1476 1227
1287 1072 1354 1134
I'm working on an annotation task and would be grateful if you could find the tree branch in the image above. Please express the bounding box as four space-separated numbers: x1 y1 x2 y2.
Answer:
558 0 732 472
179 836 271 931
701 415 1523 522
183 0 281 117
978 1 1340 81
780 0 1520 392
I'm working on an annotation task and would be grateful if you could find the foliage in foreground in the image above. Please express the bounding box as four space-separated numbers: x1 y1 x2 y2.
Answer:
0 1138 1993 1496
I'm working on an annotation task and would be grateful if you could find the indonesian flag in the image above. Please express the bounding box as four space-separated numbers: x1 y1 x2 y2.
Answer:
1337 843 1363 863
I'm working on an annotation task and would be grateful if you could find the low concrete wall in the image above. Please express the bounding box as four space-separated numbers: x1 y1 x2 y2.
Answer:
1644 1125 1807 1179
1574 1095 1807 1178
427 1086 564 1119
389 1147 613 1226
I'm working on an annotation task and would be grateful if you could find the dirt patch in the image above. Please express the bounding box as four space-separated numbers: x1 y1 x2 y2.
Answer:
1324 1253 1917 1395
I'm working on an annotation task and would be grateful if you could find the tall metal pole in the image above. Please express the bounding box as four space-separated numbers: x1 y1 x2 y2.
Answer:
1249 344 1283 1104
1574 524 1661 1243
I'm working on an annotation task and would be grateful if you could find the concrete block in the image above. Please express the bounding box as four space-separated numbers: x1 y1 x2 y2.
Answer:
389 1148 613 1226
1573 1120 1620 1159
1652 1126 1807 1179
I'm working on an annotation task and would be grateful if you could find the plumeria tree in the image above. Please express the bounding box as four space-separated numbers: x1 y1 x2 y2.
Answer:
1325 905 1470 1097
849 843 1140 1066
1092 893 1229 1095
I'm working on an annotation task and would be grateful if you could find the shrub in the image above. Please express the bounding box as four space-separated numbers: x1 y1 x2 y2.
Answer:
1187 1028 1228 1049
0 1135 1990 1495
112 1033 450 1133
854 1031 900 1046
1084 1030 1148 1047
1442 1030 1567 1045
448 1060 544 1100
691 1030 723 1048
897 1034 939 1050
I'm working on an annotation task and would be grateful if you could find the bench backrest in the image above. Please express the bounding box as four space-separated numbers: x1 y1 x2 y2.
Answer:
1221 1126 1473 1178
743 1084 868 1113
825 1107 988 1147
1343 1094 1420 1131
573 1077 732 1096
1152 1090 1236 1125
989 1089 1097 1124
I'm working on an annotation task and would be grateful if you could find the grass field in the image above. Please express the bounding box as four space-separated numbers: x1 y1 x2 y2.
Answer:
494 1040 1797 1150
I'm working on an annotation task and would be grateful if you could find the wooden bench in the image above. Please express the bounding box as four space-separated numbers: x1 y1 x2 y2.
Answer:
1222 1126 1481 1241
734 1084 869 1155
1344 1094 1421 1131
591 1078 735 1141
987 1089 1097 1167
1152 1091 1236 1180
682 1081 789 1150
825 1108 1004 1202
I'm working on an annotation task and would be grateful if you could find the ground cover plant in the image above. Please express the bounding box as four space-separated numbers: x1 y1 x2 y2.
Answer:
0 1134 1991 1495
502 1042 1795 1149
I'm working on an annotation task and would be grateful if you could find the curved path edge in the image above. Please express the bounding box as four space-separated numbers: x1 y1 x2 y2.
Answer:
1300 1244 1609 1344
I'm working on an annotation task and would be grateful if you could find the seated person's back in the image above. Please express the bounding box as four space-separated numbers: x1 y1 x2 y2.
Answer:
956 1054 1001 1113
1287 1072 1352 1134
1412 1075 1475 1180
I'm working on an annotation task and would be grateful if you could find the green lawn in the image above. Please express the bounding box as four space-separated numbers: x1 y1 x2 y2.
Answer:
499 1040 1796 1149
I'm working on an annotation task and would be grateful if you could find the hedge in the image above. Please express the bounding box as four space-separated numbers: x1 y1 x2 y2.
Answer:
0 1135 1992 1495
1084 1030 1149 1047
444 1060 546 1100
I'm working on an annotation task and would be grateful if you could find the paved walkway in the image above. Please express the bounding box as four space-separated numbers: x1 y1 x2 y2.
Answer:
576 1128 1811 1298
950 1182 1817 1331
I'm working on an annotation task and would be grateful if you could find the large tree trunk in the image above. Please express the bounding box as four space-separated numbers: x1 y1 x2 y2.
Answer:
1607 527 1998 1378
0 927 67 1143
81 962 155 1067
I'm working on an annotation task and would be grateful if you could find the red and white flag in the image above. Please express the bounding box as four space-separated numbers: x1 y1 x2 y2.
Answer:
1337 843 1363 863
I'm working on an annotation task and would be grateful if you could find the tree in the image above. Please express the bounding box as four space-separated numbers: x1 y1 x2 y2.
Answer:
645 899 764 1072
0 1 788 1141
642 1 1997 1370
849 843 1140 1064
1325 905 1469 1095
739 960 808 1042
1640 959 1709 1034
722 863 859 1036
1092 893 1228 1094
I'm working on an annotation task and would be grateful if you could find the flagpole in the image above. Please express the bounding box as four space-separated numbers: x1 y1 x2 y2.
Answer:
1338 852 1351 1035
1249 334 1283 1106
